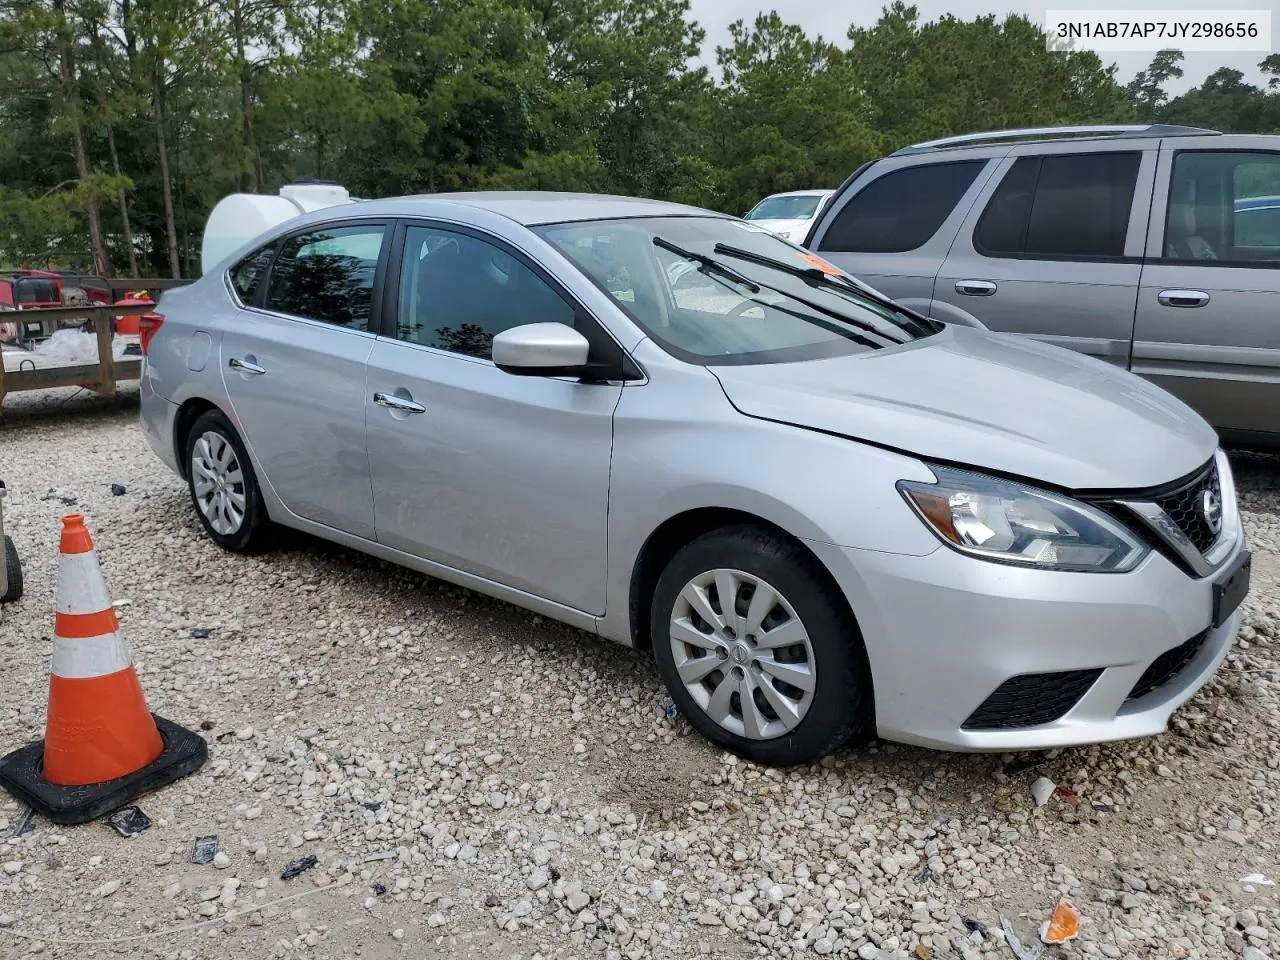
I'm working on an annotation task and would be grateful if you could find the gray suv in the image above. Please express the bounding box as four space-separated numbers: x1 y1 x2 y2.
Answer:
804 124 1280 448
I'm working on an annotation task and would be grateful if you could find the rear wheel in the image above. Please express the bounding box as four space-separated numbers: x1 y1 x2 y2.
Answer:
650 525 873 766
1 535 22 603
185 409 271 553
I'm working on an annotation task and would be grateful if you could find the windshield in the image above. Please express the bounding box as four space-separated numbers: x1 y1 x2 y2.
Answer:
744 195 824 221
534 216 939 366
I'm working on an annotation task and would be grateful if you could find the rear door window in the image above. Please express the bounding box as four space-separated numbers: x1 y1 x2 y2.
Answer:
817 160 986 253
975 152 1141 259
263 224 387 330
1164 151 1280 264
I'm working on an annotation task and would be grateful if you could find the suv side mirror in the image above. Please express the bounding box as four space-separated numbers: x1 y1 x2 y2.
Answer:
492 322 592 378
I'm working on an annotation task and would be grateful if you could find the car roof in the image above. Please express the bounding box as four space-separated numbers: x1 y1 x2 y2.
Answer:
347 191 724 227
885 123 1229 158
759 189 833 199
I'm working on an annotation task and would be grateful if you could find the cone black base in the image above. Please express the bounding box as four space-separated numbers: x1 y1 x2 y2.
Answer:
0 715 208 825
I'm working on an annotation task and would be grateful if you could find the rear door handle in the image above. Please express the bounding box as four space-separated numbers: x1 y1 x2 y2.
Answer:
955 280 997 297
373 391 426 414
228 357 266 375
1158 289 1210 308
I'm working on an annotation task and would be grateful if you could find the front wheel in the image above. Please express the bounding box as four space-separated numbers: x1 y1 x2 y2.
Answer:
650 525 873 766
185 409 271 554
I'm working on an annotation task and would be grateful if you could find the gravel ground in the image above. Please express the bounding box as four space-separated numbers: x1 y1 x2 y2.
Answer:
1 386 1278 960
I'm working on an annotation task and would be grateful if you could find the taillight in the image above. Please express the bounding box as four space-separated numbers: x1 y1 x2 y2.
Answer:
137 312 164 354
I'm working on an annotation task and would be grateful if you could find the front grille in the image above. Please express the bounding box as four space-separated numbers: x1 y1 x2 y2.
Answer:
1126 630 1208 702
962 669 1103 730
1154 461 1221 554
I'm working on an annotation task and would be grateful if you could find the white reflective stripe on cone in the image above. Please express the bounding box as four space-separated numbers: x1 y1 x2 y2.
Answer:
51 632 133 679
55 550 115 615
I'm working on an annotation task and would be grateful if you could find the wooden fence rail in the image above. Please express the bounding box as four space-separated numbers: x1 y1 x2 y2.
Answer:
0 303 160 407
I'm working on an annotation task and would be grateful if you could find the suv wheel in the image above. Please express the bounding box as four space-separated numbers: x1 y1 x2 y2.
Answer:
185 409 270 553
650 525 873 766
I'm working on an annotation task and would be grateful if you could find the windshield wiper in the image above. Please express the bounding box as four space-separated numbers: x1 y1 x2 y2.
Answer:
653 237 759 293
711 243 934 336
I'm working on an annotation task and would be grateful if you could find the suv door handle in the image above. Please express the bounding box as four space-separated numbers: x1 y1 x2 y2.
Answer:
955 280 997 297
373 391 426 414
1158 289 1210 308
228 357 266 376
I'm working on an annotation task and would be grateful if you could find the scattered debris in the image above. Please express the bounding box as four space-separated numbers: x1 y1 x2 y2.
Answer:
111 598 132 608
191 835 219 865
1240 873 1275 886
191 628 212 639
1003 757 1043 775
914 866 934 884
962 917 988 938
663 702 677 719
362 802 381 812
7 807 34 839
1053 785 1079 804
1040 900 1080 944
110 484 127 496
280 855 318 880
104 806 151 837
199 719 215 731
364 851 397 862
40 493 77 506
1030 777 1056 808
914 946 933 960
1001 917 1045 960
372 883 387 896
484 893 501 907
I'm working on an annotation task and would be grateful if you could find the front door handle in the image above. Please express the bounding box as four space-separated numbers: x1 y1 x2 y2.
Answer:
955 279 997 297
1158 289 1210 308
228 357 266 376
373 391 426 414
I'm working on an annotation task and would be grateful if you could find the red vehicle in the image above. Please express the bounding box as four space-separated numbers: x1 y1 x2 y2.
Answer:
0 270 64 346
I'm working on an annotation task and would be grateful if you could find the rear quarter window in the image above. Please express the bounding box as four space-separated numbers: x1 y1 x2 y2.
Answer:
229 246 276 305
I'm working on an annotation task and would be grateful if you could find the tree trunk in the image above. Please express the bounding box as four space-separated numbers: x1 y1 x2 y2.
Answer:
240 62 258 192
54 0 108 277
154 73 181 279
233 0 258 193
105 124 139 278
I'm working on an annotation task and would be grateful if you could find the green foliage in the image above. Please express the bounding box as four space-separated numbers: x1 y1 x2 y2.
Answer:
2 0 1277 274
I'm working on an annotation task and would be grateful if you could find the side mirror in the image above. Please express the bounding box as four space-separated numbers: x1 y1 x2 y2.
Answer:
492 322 592 378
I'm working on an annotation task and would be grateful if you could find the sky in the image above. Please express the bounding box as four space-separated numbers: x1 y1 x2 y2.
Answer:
687 0 1278 94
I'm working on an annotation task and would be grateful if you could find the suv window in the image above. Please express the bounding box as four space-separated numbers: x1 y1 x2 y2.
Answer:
975 152 1141 259
397 225 576 360
1165 151 1280 264
817 160 985 254
263 224 386 329
229 245 275 305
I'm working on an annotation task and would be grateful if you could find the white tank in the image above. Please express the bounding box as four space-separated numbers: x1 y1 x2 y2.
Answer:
200 182 355 277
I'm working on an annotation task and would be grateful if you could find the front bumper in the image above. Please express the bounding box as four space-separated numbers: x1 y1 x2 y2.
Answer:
808 531 1245 752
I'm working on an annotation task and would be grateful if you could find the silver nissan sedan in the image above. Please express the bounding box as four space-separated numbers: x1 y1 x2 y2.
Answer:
139 192 1251 766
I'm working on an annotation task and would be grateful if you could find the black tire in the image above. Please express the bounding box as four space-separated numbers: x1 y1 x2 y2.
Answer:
1 535 22 603
184 409 271 554
650 524 873 766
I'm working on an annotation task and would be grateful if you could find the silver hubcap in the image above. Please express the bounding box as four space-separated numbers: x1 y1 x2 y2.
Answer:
191 431 246 536
669 568 816 741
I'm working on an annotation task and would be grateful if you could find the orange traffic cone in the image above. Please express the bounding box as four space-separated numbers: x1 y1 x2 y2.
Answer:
0 515 207 824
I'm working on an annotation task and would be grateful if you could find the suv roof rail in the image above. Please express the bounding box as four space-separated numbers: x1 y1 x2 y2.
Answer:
890 123 1220 156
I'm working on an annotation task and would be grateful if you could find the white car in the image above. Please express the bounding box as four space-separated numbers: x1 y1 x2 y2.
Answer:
743 189 835 243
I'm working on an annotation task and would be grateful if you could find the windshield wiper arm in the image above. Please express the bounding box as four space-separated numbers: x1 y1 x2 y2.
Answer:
711 242 929 333
653 237 759 293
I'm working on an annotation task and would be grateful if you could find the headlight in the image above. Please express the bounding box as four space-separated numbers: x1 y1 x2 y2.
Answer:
898 466 1148 572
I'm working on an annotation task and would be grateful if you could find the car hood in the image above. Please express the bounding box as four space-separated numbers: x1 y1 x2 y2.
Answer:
709 325 1218 491
746 217 811 236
